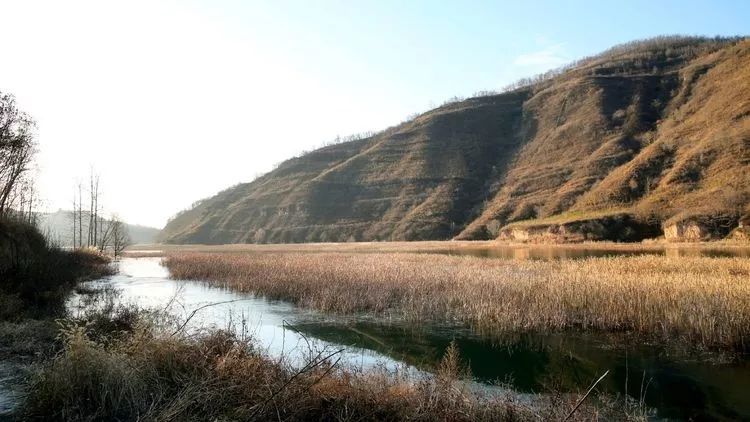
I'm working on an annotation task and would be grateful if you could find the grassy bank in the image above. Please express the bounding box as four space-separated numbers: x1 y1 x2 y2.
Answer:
164 252 750 351
1 217 114 362
0 218 114 321
0 217 116 419
22 305 640 421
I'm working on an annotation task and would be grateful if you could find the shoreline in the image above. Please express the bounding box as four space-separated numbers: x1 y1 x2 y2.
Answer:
125 239 750 258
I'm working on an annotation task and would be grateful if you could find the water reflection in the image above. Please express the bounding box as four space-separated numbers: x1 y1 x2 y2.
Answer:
423 245 750 260
293 321 750 420
67 258 401 371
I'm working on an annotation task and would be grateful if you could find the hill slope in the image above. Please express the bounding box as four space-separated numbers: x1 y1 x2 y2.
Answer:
161 36 750 244
39 210 161 246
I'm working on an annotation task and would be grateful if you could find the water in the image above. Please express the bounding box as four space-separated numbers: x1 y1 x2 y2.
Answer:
0 362 23 420
131 244 750 262
71 257 750 421
68 258 402 371
296 322 750 420
420 245 750 260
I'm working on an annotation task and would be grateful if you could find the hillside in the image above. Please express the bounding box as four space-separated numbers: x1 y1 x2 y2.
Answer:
160 36 750 244
39 210 160 246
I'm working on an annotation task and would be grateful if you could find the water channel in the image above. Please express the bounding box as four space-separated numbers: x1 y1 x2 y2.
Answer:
67 252 750 421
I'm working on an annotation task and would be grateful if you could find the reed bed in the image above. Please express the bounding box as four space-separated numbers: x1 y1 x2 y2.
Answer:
164 252 750 351
24 307 633 421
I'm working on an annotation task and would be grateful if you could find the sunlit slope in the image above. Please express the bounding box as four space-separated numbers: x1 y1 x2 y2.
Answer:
160 37 750 244
461 37 750 240
161 90 528 243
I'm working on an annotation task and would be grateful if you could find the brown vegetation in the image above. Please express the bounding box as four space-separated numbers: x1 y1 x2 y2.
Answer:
0 217 115 419
164 252 750 351
23 307 640 421
0 217 113 320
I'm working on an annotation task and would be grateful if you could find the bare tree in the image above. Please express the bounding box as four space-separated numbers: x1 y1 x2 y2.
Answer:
88 169 94 246
71 188 77 248
6 177 37 224
96 216 113 253
93 172 100 246
76 169 102 248
110 215 130 258
70 173 129 256
77 181 83 248
19 179 37 224
0 92 36 216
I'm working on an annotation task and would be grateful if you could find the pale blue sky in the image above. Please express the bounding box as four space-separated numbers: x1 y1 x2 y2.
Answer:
199 0 750 111
0 0 747 227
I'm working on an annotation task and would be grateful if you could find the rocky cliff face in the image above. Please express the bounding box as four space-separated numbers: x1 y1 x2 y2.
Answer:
497 214 662 243
160 36 750 244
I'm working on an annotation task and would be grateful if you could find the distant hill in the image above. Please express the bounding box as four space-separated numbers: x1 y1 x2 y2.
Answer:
160 36 750 244
39 210 160 246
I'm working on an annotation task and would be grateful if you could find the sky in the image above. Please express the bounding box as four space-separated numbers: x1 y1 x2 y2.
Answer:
0 0 748 228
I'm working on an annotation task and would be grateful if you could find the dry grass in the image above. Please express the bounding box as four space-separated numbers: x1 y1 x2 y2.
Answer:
164 252 750 351
501 209 628 229
0 319 59 361
22 310 638 421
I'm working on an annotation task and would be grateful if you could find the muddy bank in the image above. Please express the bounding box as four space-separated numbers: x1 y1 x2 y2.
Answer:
498 214 661 243
496 212 750 244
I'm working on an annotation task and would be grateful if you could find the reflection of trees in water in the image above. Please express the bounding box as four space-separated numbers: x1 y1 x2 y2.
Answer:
291 320 750 420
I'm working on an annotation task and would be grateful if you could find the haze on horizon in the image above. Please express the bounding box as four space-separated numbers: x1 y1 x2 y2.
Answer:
1 0 747 228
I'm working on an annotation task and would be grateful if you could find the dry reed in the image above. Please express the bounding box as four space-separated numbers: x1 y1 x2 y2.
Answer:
23 310 634 421
164 252 750 351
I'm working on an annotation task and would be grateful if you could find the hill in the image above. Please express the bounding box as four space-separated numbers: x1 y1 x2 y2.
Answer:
160 36 750 244
39 210 160 246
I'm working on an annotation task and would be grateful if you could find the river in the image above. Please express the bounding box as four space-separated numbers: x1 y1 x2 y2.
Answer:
66 255 750 421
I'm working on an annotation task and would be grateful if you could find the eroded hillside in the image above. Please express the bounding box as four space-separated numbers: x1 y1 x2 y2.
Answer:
161 36 750 244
